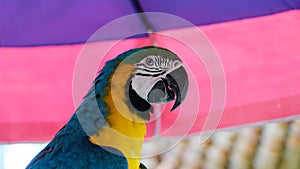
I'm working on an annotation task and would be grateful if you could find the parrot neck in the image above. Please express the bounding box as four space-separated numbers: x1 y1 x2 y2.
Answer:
89 62 147 169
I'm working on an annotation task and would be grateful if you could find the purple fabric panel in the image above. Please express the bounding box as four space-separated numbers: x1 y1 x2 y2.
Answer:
1 0 298 46
0 0 141 46
139 0 295 31
285 0 300 8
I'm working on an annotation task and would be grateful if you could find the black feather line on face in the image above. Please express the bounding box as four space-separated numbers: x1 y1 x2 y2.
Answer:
128 82 152 121
135 68 164 73
136 71 166 77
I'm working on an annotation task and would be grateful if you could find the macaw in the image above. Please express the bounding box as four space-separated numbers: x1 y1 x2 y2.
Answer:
26 46 189 169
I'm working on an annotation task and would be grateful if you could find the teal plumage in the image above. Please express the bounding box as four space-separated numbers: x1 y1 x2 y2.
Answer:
26 115 128 169
26 49 141 169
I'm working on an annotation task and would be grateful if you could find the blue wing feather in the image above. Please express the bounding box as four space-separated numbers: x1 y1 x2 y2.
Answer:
26 114 128 169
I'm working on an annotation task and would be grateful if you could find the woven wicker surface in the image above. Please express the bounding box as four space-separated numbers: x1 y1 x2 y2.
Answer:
141 120 300 169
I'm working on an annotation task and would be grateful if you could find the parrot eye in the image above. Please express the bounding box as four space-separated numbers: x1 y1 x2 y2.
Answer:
145 58 154 66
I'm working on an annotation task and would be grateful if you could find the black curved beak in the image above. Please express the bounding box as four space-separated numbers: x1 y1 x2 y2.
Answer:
165 66 189 111
147 66 189 111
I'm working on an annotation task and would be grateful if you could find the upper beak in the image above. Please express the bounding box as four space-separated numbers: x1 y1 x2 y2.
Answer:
165 66 189 111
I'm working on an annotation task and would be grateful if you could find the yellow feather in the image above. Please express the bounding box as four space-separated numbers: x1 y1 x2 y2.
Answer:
89 63 146 169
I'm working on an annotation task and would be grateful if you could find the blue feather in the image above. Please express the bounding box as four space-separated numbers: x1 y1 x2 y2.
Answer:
26 47 147 169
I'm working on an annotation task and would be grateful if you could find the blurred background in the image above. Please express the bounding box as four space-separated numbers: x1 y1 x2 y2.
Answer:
140 120 300 169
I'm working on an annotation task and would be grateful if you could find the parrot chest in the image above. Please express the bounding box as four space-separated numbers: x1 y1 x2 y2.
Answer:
89 117 146 169
90 63 147 169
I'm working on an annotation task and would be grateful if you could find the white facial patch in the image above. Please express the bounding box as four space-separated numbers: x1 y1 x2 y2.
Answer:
131 55 183 102
131 75 158 101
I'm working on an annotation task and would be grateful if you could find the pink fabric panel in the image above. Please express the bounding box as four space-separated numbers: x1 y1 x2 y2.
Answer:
157 10 300 136
0 10 299 142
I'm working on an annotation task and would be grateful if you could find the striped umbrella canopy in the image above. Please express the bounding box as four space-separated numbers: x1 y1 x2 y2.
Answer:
1 0 300 142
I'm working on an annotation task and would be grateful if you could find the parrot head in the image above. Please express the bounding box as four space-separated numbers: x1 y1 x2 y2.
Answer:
103 46 189 121
77 46 189 168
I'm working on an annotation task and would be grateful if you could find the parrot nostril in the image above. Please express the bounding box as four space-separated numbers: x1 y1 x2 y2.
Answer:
173 60 181 67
